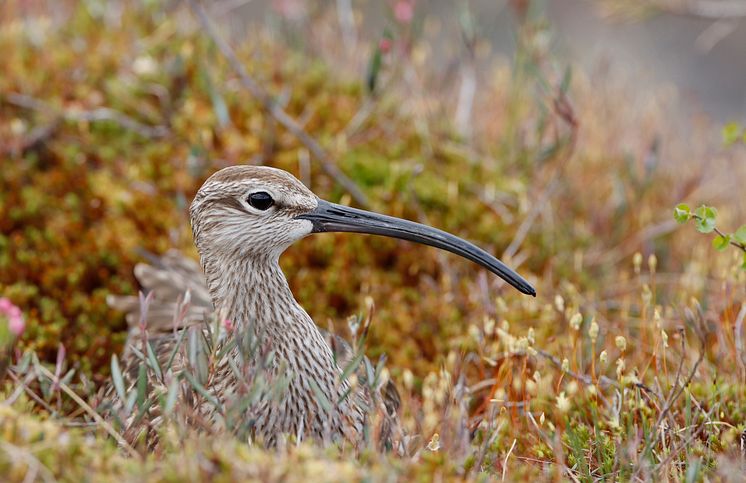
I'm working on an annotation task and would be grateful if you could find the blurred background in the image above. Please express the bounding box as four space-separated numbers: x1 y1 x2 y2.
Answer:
224 0 746 120
3 0 744 369
1 0 745 480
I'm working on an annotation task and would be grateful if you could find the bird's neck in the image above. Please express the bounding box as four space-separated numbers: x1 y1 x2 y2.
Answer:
200 252 363 443
204 254 291 326
201 253 328 354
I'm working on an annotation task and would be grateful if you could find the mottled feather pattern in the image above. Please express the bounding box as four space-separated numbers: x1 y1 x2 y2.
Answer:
108 166 402 451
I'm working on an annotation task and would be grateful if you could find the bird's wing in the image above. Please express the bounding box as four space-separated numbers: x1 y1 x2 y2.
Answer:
106 249 213 333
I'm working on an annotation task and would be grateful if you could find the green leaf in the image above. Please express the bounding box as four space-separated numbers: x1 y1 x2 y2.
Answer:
560 65 572 94
733 225 746 245
110 355 126 401
164 327 189 371
722 121 742 146
188 327 209 386
146 341 163 382
712 234 730 251
742 252 746 271
694 205 717 233
182 371 223 413
308 378 332 414
163 379 179 415
136 363 147 409
339 350 365 384
125 390 138 415
366 47 382 94
673 203 691 224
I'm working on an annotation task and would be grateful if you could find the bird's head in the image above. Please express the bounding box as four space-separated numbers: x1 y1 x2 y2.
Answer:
190 165 535 296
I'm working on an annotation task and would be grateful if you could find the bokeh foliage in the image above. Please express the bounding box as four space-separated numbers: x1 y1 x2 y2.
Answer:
2 1 746 480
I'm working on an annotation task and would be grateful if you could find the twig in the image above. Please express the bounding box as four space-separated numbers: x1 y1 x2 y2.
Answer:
690 213 746 253
335 0 357 50
656 0 746 19
536 349 618 389
4 93 169 139
654 405 715 472
6 370 57 415
525 412 580 483
734 303 746 376
34 365 140 458
470 407 502 476
3 370 38 407
502 178 560 260
186 0 369 208
634 327 706 480
501 438 517 481
0 441 57 483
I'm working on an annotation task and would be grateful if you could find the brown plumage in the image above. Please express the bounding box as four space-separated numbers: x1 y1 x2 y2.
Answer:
107 165 535 450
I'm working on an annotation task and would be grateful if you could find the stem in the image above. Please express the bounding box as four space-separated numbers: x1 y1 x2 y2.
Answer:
690 213 746 253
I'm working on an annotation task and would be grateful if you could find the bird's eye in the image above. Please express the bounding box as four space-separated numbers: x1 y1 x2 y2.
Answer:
247 192 274 211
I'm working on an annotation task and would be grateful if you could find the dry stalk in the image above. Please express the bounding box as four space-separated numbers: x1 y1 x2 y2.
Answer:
186 0 369 208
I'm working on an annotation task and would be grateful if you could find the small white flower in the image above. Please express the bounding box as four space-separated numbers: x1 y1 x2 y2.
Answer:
133 55 157 76
569 313 583 331
616 358 626 379
484 317 496 336
615 336 627 352
554 295 565 312
648 254 657 273
556 392 571 413
588 318 599 341
427 433 441 451
633 252 643 274
402 369 414 391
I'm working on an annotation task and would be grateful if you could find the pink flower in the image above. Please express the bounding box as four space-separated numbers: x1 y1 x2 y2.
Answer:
393 1 414 24
271 0 306 21
8 315 25 337
379 38 393 54
0 297 25 337
222 318 234 333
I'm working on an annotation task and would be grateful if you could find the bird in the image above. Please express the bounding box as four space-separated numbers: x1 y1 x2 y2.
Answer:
107 165 536 451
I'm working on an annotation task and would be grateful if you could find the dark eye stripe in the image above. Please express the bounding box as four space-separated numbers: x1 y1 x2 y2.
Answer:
248 192 274 211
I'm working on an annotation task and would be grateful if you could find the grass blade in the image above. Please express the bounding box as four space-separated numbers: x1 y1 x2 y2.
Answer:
110 355 126 401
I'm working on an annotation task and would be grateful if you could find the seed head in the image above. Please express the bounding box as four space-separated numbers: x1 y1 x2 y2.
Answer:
648 254 657 273
588 318 599 341
616 358 625 379
633 252 643 274
615 335 627 352
427 433 441 451
569 313 583 331
556 392 570 413
554 295 565 312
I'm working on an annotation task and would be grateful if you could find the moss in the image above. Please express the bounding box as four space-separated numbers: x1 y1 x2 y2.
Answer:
1 1 745 480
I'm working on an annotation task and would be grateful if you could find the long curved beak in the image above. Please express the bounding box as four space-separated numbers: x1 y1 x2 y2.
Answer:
296 200 536 297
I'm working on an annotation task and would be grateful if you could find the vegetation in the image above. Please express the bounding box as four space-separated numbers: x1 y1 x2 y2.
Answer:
1 1 745 480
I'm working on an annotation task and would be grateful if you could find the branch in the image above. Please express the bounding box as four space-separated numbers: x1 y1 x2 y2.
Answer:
658 0 746 19
34 364 140 458
4 93 169 139
186 0 370 208
690 213 746 253
536 349 617 389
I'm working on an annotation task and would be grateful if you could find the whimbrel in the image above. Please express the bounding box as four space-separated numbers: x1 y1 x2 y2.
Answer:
112 165 535 449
